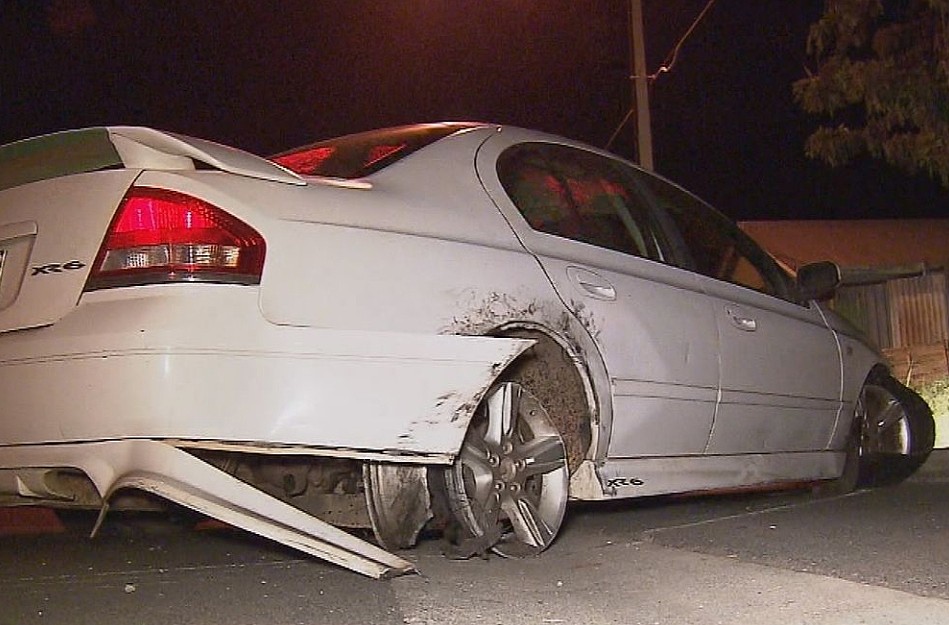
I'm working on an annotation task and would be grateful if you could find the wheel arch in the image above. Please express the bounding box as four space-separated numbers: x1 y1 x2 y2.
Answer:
832 331 892 450
486 321 608 473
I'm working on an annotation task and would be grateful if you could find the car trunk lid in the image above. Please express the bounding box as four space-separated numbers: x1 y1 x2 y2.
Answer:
0 129 140 333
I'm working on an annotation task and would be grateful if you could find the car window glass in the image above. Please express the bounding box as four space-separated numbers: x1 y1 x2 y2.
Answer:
497 144 666 261
633 170 791 299
271 123 481 179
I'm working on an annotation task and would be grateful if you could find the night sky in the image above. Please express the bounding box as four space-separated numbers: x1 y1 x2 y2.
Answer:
3 0 948 221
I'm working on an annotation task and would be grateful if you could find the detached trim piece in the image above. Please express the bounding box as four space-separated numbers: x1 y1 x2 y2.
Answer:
0 327 535 458
0 440 414 578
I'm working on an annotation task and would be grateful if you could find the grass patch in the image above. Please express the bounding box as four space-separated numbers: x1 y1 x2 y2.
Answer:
912 379 949 449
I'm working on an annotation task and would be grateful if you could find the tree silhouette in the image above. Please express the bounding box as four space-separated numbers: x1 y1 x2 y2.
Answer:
794 0 949 187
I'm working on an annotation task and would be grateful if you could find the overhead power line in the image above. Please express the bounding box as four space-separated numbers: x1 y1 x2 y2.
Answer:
648 0 718 81
607 0 718 153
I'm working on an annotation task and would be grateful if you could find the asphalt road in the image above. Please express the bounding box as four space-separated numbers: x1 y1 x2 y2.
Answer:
2 453 948 625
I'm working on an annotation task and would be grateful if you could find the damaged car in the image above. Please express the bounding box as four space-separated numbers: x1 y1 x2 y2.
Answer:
0 123 935 577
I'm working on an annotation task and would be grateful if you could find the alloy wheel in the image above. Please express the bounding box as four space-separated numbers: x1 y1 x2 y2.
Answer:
445 382 569 557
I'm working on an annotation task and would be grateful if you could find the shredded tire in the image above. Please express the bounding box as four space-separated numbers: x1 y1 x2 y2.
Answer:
859 374 936 486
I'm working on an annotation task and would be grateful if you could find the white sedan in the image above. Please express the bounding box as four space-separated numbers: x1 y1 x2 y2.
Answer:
0 123 934 577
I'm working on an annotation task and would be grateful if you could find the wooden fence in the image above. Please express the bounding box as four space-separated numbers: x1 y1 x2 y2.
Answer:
834 269 949 385
835 270 948 350
884 342 949 387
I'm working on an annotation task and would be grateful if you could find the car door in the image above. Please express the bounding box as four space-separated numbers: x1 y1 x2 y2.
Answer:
477 136 720 458
633 171 843 454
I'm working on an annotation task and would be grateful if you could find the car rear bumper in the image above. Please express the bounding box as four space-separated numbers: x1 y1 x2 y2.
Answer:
0 284 532 461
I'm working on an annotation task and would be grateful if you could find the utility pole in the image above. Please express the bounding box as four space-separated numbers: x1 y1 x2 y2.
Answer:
629 0 654 170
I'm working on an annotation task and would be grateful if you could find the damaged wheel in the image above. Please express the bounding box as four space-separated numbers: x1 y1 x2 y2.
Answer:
857 373 935 486
442 381 569 557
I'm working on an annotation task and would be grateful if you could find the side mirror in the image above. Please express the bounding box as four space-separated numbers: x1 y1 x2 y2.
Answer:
796 261 841 301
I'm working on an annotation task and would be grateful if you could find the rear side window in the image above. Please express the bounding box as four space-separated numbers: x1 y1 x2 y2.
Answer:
271 123 481 179
497 143 666 261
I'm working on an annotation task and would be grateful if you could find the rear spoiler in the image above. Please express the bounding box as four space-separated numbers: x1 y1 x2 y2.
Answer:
0 126 304 192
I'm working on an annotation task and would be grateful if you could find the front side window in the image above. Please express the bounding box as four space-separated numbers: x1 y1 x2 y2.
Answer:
497 143 666 261
633 171 791 299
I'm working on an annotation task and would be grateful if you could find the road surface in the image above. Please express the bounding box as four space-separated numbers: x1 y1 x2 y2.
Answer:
2 452 947 625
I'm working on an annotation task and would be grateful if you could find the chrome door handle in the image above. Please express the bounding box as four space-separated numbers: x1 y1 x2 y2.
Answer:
566 266 616 301
577 280 616 300
732 316 757 331
725 305 757 332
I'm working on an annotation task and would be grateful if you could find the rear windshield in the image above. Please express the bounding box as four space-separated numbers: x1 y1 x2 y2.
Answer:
0 128 122 192
270 123 481 179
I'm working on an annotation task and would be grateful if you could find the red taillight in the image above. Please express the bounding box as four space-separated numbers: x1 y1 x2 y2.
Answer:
85 187 265 290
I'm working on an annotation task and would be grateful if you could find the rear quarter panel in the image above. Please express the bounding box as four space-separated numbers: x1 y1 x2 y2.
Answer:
141 129 582 343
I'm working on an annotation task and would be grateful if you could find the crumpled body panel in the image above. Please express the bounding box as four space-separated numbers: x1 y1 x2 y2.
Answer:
0 440 413 578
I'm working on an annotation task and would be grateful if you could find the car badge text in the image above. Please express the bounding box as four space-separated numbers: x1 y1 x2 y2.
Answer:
32 260 86 276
